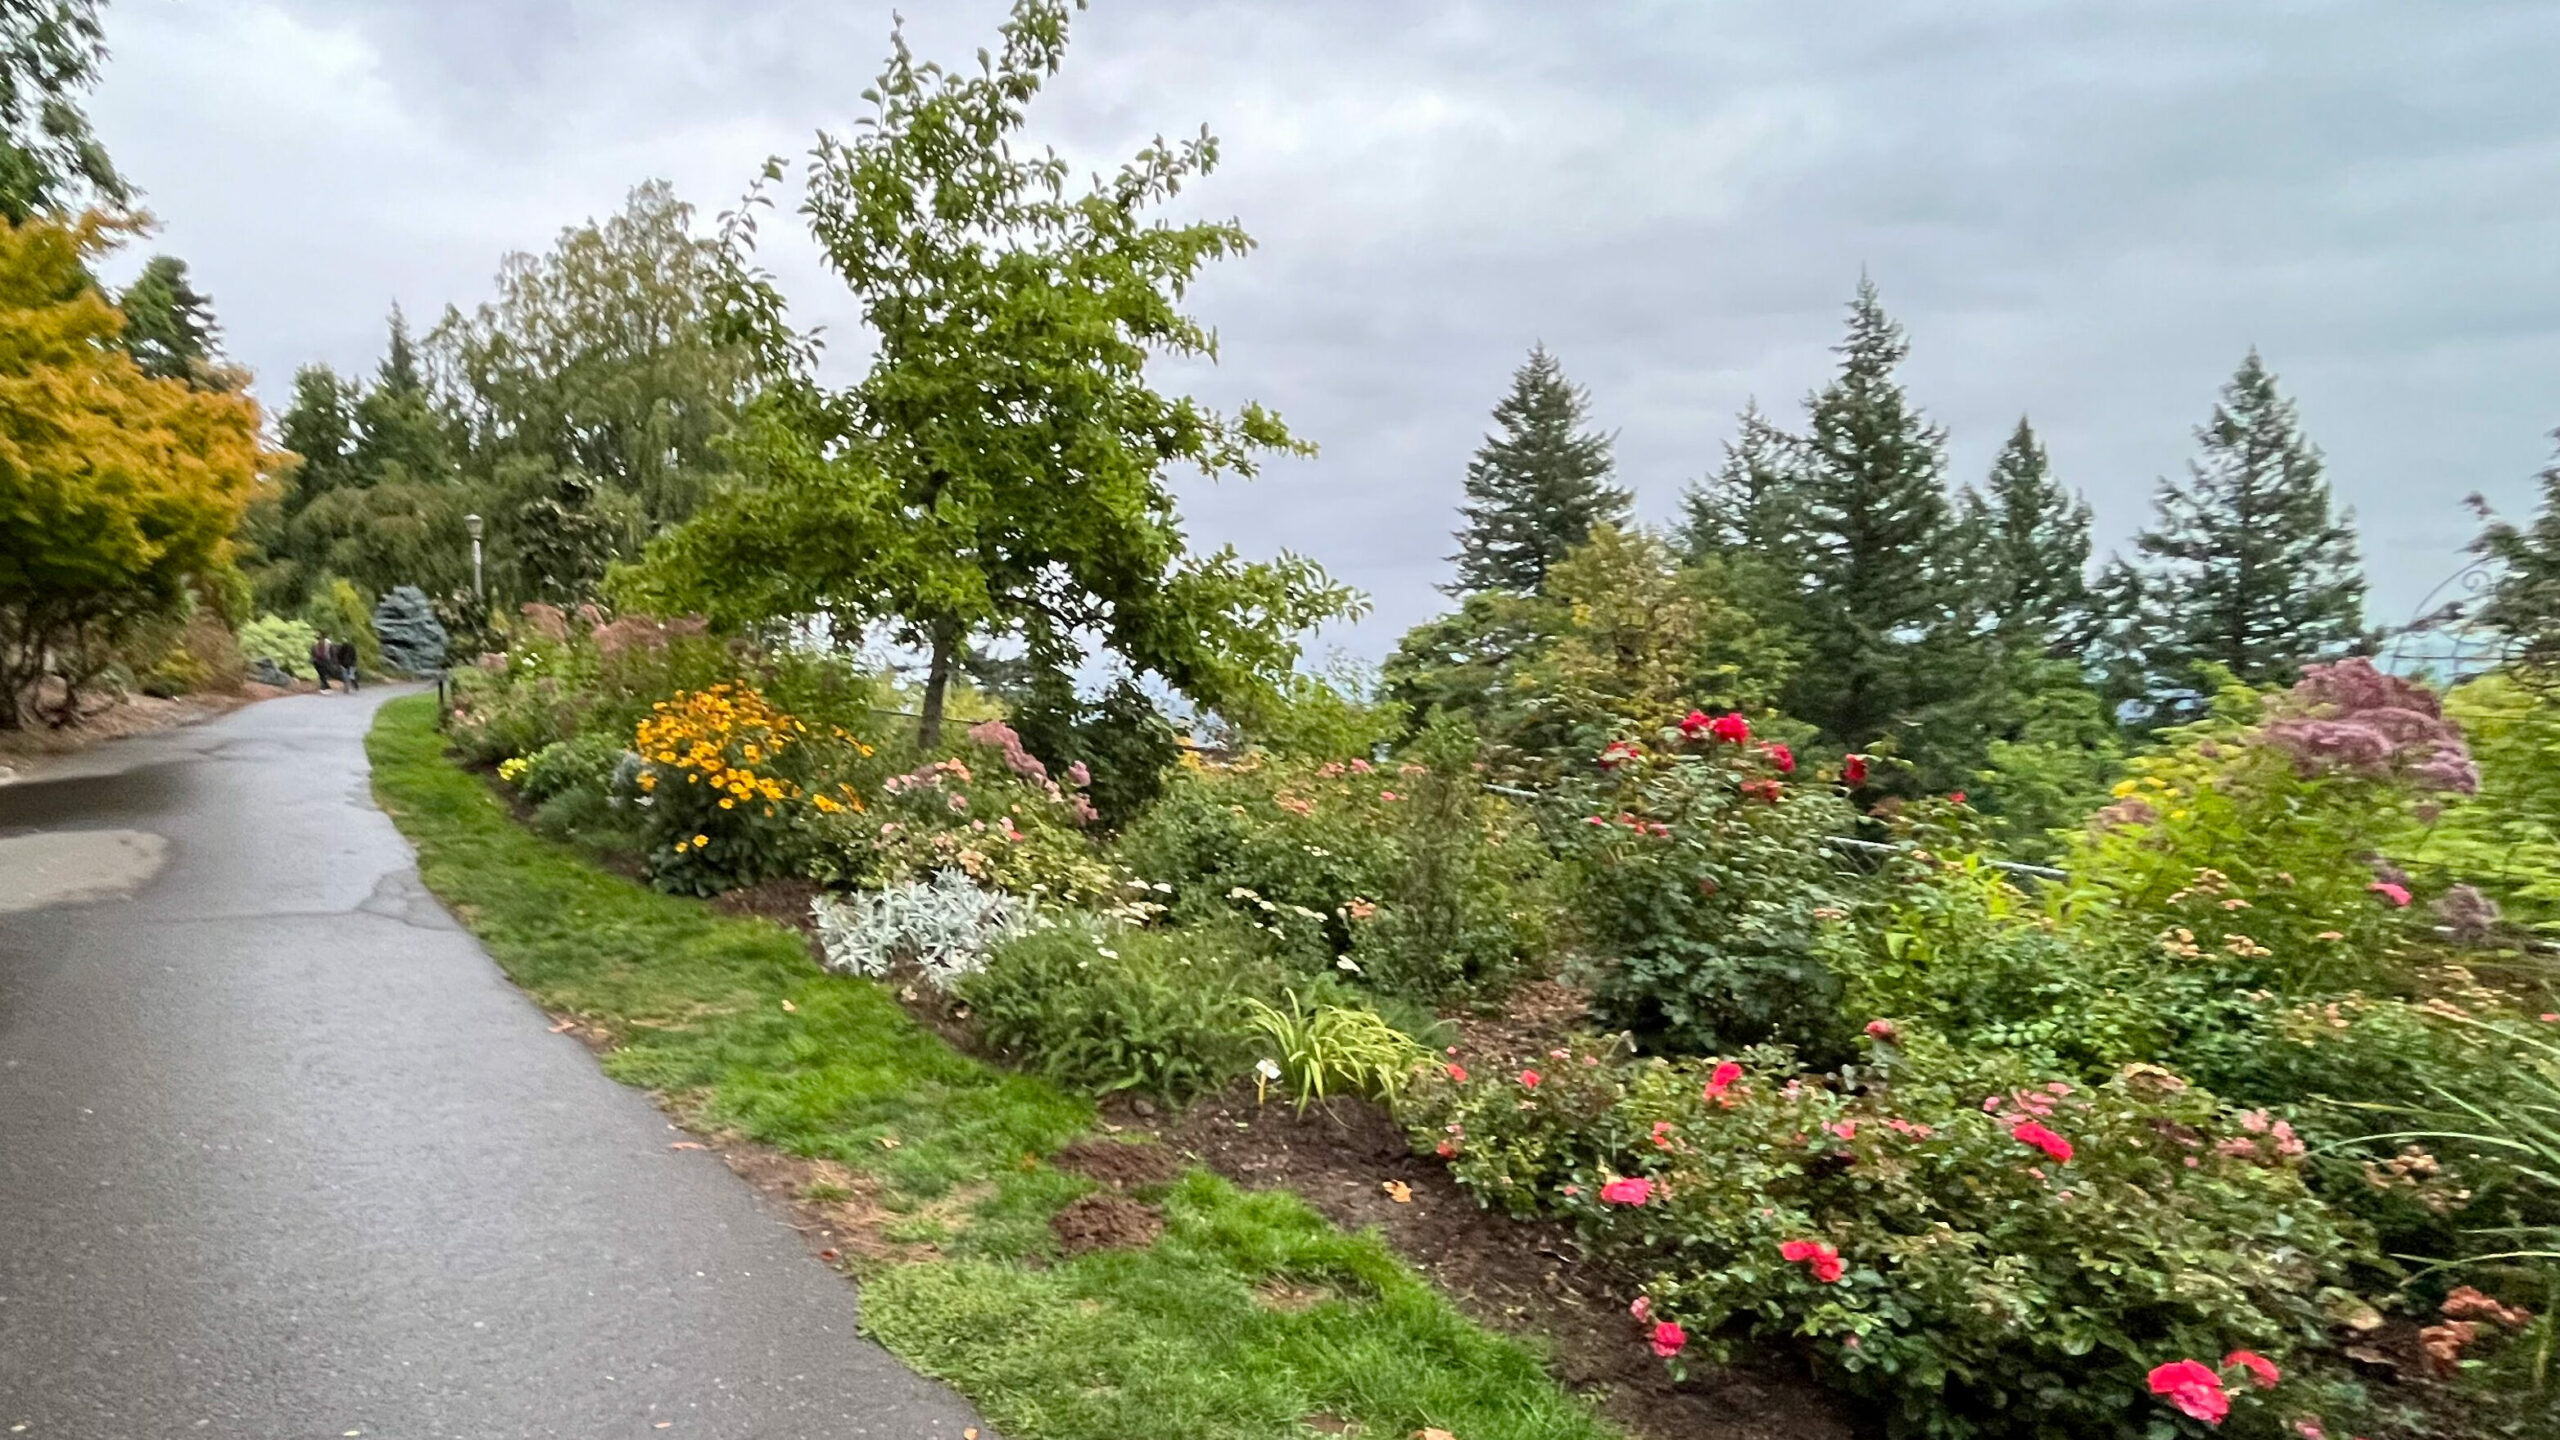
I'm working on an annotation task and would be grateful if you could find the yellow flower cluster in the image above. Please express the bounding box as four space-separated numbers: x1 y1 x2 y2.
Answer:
633 682 811 814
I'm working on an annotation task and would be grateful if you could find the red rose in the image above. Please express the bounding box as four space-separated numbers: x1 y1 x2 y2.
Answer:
1779 1239 1844 1283
1704 1061 1743 1099
1649 1320 1688 1357
1842 754 1869 785
1678 709 1711 737
1519 1069 1541 1089
2011 1121 2074 1164
1599 1176 1653 1206
1760 741 1797 773
1446 1063 1468 1083
2224 1350 2280 1389
1708 712 1751 744
1864 1018 1899 1041
2148 1360 2229 1425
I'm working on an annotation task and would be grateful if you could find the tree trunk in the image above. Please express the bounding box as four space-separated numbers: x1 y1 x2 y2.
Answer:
918 619 958 750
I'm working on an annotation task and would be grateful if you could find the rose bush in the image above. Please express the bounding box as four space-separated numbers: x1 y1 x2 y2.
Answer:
1556 712 1862 1060
1402 1028 2373 1440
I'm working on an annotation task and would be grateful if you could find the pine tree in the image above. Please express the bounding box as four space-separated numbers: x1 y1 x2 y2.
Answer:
2135 350 2365 696
1781 280 1959 751
2474 432 2560 676
1445 344 1628 595
1963 418 2094 656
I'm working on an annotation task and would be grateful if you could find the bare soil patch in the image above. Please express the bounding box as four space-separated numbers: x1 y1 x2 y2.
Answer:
1049 1190 1166 1255
0 688 254 767
1162 1082 1865 1440
1054 1135 1184 1190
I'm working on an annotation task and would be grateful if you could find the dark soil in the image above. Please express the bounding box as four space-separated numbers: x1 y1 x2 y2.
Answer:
1161 1082 1866 1440
710 875 825 934
1050 1190 1167 1255
1054 1136 1185 1190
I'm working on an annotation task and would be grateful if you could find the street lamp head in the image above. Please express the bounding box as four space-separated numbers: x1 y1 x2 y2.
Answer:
465 513 483 541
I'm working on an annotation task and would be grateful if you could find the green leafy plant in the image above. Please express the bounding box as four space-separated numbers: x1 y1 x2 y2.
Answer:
960 922 1263 1105
1243 991 1430 1114
237 613 318 681
1557 713 1860 1060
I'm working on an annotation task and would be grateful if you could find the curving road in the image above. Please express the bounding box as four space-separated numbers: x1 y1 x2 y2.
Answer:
0 689 987 1439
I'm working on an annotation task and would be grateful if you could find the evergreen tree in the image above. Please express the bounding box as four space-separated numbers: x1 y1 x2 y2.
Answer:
275 364 359 514
1679 400 1799 561
2472 431 2560 677
1445 344 1628 595
116 255 220 384
351 307 453 486
2135 350 2365 697
1780 280 1960 752
1964 417 2094 656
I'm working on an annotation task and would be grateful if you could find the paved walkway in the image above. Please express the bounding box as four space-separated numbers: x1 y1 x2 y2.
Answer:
0 689 987 1438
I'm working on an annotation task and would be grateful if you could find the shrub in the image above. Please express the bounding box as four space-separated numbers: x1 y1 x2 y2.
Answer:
961 921 1260 1103
629 681 848 895
1006 673 1183 831
812 719 1123 907
1403 1031 2375 1440
1557 713 1861 1060
238 613 318 681
1118 733 1556 1001
813 870 1044 987
2066 664 2471 997
515 732 628 804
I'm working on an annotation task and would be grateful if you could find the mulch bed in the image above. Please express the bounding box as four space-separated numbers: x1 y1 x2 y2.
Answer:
709 875 825 933
1154 1083 1866 1440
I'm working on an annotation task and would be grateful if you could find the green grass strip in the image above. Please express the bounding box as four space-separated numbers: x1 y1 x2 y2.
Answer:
368 694 1616 1440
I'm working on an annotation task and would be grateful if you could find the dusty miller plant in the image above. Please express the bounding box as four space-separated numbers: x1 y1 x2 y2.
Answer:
812 870 1045 986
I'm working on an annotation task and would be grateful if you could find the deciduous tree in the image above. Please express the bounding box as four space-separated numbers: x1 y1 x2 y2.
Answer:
0 0 126 222
0 213 262 726
630 0 1356 746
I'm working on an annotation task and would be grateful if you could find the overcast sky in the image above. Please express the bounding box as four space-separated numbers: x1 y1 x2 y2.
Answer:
87 0 2560 659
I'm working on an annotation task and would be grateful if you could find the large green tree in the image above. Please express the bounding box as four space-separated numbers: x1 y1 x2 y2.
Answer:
435 180 750 544
1446 344 1628 596
1963 417 2093 657
0 0 126 222
1779 280 1964 757
2134 350 2366 702
629 0 1357 746
116 254 222 384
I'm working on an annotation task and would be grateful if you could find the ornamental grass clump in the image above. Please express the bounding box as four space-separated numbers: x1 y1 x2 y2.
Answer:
1402 1028 2373 1440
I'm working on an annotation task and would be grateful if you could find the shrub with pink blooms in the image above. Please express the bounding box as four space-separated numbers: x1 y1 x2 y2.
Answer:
1556 714 1861 1059
2069 663 2475 995
1402 1027 2370 1440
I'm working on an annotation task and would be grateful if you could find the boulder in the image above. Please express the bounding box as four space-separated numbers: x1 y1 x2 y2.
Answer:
247 656 294 689
372 586 451 674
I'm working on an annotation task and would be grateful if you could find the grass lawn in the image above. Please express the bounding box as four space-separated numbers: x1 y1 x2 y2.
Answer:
368 693 1617 1440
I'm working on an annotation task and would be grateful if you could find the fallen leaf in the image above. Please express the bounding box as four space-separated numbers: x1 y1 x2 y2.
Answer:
1415 1429 1458 1440
1383 1180 1413 1204
875 1135 901 1150
965 1431 980 1440
655 1424 672 1430
818 1248 839 1262
548 1019 577 1033
781 999 797 1013
669 1141 705 1151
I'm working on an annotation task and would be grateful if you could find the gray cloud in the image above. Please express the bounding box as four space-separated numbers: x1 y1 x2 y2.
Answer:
89 0 2560 655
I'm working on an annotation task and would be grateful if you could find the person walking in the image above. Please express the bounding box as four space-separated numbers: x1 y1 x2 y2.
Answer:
309 633 338 693
332 637 360 693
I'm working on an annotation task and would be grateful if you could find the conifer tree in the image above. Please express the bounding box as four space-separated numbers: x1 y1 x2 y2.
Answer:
1679 400 1799 561
1445 344 1628 595
117 255 221 384
1781 280 1960 751
2474 432 2560 676
352 307 452 487
2135 350 2365 696
1963 417 2094 656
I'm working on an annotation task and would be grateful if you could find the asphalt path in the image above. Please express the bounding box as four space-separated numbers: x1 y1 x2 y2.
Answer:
0 689 989 1439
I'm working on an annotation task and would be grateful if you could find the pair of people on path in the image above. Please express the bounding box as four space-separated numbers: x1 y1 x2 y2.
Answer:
309 635 360 693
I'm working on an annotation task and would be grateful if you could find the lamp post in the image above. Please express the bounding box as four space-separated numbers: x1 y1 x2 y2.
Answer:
464 513 484 600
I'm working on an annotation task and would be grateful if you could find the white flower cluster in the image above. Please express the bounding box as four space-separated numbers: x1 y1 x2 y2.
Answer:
810 869 1044 986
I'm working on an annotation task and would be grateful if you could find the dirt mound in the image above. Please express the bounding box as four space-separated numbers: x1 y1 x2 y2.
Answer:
711 876 825 935
1049 1191 1165 1255
1054 1137 1183 1189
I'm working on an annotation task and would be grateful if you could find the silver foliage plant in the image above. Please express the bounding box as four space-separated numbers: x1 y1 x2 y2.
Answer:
811 869 1044 986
